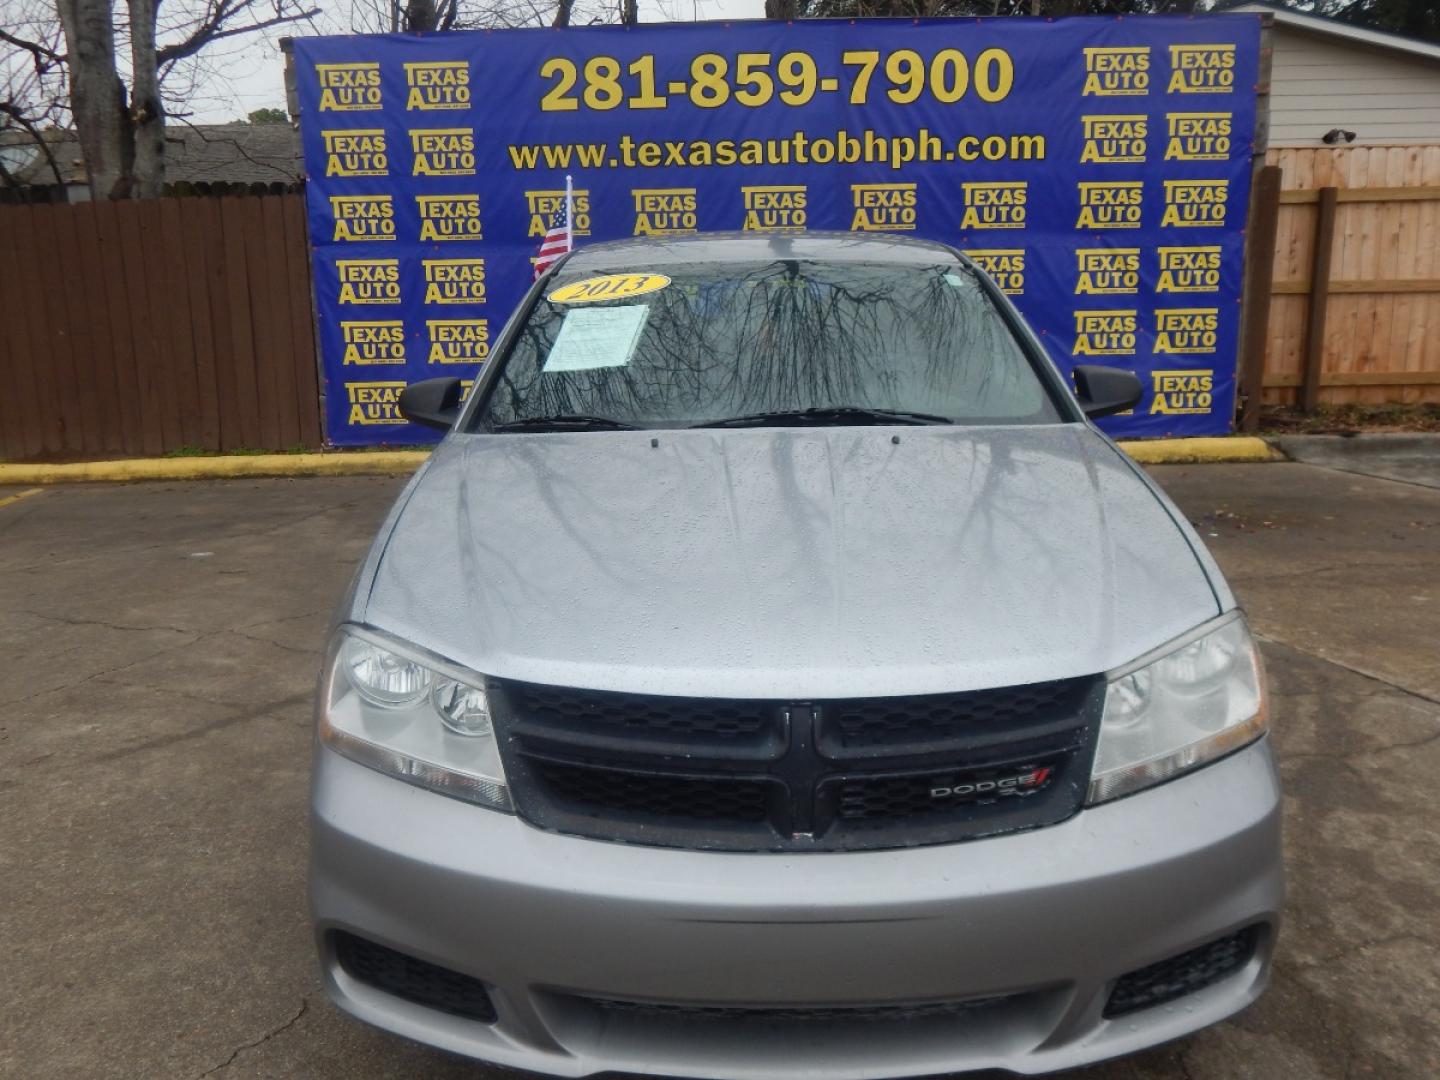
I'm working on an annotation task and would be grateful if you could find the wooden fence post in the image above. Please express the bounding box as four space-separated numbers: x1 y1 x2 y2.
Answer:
1300 186 1338 413
1237 164 1281 433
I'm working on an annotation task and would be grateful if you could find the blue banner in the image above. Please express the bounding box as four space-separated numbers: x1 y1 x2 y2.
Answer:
294 15 1261 444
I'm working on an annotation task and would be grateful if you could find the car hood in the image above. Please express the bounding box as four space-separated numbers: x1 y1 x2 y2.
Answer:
362 425 1221 698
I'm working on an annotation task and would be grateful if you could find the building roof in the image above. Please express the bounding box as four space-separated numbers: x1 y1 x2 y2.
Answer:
0 129 85 186
166 122 305 185
1227 2 1440 65
1 121 303 190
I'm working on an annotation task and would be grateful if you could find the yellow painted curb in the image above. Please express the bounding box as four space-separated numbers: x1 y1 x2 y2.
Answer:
0 451 432 485
1115 437 1280 464
1 436 1279 484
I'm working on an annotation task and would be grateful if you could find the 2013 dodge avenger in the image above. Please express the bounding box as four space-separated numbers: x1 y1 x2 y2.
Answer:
311 232 1282 1078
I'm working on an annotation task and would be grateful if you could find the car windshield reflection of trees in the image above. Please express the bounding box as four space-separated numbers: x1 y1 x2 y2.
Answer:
479 260 1057 430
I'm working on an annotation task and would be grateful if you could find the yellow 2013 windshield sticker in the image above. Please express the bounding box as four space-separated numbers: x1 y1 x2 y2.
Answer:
548 273 671 304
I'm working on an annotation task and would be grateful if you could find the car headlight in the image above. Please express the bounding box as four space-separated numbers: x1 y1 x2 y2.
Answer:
319 625 510 811
1087 613 1268 805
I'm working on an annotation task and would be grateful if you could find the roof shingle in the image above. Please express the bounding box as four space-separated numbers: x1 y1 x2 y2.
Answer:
1 122 303 189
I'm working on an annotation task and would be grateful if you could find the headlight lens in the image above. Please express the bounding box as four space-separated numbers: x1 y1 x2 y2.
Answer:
319 625 510 811
1087 614 1267 805
340 635 431 707
431 679 492 737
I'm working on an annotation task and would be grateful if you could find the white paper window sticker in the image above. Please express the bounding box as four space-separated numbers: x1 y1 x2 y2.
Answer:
542 305 650 373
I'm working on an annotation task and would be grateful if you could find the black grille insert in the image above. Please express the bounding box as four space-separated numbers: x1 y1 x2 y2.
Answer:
533 758 775 823
493 676 1104 852
586 994 1016 1024
824 678 1093 757
1105 926 1260 1018
507 682 773 742
334 932 496 1023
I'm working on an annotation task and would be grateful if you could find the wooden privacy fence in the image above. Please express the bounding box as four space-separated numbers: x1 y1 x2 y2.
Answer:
2 162 1438 461
0 194 321 460
1259 145 1440 408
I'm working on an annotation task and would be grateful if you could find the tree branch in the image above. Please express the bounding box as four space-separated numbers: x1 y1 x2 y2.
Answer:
0 102 66 186
155 5 319 67
0 28 66 72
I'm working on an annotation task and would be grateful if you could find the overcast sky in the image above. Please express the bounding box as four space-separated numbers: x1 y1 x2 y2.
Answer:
190 0 765 123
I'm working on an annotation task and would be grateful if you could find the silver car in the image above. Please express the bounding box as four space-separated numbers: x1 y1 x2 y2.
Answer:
311 232 1281 1077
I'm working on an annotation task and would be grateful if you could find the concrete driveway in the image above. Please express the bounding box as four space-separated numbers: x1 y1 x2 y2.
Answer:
1 461 1437 1079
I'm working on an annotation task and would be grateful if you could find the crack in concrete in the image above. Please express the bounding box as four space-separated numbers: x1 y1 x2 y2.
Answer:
235 609 327 632
1256 635 1440 711
90 689 314 763
195 997 308 1078
1279 726 1440 766
11 618 320 712
0 497 370 576
20 609 195 637
227 626 321 658
1292 461 1440 495
0 536 204 575
87 673 289 715
22 603 323 667
8 630 219 709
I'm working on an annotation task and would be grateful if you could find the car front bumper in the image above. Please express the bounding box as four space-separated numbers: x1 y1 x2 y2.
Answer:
310 737 1283 1078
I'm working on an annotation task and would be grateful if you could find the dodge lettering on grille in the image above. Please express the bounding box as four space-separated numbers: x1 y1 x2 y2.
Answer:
929 766 1054 801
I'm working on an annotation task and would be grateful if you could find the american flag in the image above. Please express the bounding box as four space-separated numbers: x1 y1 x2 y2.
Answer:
533 177 573 279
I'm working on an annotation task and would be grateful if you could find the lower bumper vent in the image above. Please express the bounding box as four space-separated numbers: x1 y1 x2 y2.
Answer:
1104 925 1260 1018
586 994 1016 1024
334 931 496 1023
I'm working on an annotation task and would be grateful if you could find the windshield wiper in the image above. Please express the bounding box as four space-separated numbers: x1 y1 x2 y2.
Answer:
490 414 641 432
694 406 954 429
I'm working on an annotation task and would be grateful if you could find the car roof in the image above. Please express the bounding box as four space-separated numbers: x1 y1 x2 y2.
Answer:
559 231 964 271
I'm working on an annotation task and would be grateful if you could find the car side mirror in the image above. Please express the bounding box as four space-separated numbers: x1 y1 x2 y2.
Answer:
1072 365 1143 420
398 377 465 431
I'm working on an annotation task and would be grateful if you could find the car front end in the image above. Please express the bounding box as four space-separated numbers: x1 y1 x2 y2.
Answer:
310 235 1282 1077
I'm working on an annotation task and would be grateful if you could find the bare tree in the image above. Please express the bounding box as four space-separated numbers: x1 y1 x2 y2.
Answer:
348 0 617 33
405 0 439 29
127 0 164 195
792 0 1197 17
0 0 322 198
1 2 72 188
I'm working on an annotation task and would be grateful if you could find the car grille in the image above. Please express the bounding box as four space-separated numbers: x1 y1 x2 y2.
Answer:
490 676 1103 852
506 681 772 741
532 759 775 822
1104 926 1261 1018
333 932 496 1023
584 993 1017 1024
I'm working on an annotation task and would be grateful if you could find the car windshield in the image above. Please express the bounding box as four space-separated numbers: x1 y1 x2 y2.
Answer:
471 259 1063 431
